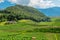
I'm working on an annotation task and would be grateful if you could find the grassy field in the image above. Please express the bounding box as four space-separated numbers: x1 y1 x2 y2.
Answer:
0 18 60 40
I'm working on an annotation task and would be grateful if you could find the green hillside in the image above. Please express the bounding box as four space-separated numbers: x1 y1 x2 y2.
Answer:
0 5 50 22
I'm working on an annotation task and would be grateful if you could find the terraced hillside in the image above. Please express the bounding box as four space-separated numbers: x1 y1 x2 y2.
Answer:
0 19 60 40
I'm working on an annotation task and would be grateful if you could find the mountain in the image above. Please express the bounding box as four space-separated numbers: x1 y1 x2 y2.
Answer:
39 7 60 17
0 5 50 22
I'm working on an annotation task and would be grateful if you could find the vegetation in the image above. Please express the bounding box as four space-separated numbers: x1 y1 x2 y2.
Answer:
0 5 60 40
0 5 51 22
0 19 60 40
33 28 60 33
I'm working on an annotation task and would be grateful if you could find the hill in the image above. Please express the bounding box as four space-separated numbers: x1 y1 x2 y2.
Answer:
0 5 50 22
39 7 60 16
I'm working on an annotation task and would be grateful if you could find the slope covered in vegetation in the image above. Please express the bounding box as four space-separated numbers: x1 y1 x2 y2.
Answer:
0 5 50 22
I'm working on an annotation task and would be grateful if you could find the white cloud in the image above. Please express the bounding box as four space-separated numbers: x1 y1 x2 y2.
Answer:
28 0 56 9
0 0 4 3
8 0 30 5
8 0 17 3
8 0 60 9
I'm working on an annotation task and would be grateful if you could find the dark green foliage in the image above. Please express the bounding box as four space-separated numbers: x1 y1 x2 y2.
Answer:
26 28 60 33
0 5 51 22
7 14 16 21
0 14 6 22
33 28 60 33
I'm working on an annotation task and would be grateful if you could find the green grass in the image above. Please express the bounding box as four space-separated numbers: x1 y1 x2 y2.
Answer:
0 18 60 40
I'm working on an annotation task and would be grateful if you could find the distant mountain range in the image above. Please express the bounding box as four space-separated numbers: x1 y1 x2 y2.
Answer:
38 7 60 17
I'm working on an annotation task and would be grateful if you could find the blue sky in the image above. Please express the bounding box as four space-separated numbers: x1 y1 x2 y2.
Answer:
0 0 60 16
0 0 60 9
0 0 15 9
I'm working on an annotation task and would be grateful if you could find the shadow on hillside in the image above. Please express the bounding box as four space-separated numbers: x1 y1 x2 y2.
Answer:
27 28 60 33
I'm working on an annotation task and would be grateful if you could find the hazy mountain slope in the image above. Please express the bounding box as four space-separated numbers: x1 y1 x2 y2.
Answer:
39 7 60 16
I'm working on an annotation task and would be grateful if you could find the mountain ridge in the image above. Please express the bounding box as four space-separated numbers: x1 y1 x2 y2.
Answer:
38 7 60 16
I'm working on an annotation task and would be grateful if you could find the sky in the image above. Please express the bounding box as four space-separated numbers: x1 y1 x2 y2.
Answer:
0 0 60 9
0 0 60 16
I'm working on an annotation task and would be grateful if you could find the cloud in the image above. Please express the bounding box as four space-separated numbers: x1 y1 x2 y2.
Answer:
8 0 30 5
8 0 60 9
0 0 4 3
28 0 57 9
8 0 17 3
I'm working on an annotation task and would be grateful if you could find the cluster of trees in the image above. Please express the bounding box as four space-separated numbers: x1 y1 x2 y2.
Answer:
27 28 60 33
0 5 51 22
